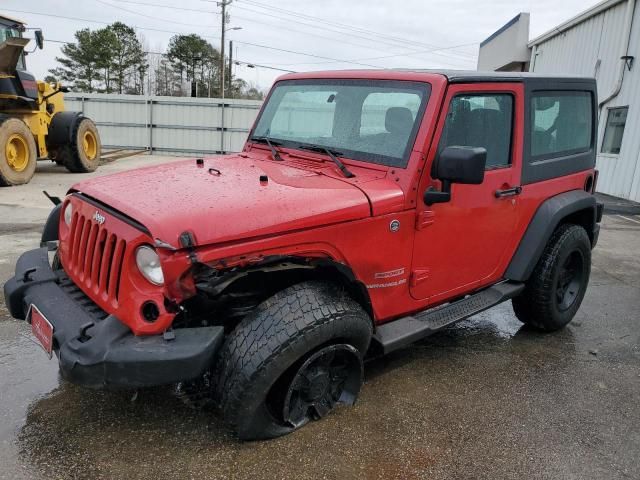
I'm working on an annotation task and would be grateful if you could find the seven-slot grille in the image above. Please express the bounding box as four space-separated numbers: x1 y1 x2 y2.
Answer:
66 211 126 307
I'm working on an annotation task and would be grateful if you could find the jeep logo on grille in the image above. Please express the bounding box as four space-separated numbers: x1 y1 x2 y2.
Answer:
92 211 106 225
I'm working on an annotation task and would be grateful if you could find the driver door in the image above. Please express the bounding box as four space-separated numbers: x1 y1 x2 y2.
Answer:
410 83 524 303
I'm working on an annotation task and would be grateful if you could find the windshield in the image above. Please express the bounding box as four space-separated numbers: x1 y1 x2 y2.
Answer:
252 79 431 168
0 25 26 70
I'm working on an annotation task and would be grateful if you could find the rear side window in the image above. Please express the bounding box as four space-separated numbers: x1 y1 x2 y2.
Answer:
438 93 513 168
530 92 592 158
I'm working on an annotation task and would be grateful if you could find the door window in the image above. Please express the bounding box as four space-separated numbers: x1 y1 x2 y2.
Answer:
438 93 513 168
530 92 592 157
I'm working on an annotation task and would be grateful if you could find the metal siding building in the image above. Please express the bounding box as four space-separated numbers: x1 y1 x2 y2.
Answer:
480 0 640 201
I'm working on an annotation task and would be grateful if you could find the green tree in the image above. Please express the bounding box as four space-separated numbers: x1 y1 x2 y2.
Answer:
94 27 118 93
166 34 220 97
153 56 182 96
49 28 105 92
49 22 147 94
107 22 147 94
243 86 265 100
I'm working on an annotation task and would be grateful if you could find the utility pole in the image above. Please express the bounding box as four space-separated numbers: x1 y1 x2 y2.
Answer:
218 0 231 99
228 40 233 94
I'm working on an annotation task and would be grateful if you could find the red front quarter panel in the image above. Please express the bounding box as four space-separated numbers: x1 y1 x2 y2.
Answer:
58 195 175 335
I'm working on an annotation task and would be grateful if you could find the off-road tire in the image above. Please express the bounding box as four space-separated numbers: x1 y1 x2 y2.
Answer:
0 117 37 186
513 224 591 331
57 117 101 173
214 281 372 440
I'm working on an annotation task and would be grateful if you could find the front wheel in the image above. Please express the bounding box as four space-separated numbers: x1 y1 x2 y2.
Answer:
0 117 37 186
57 117 101 173
214 281 372 440
512 224 591 331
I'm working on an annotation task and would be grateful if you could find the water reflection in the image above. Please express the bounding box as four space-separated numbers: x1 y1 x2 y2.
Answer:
16 305 578 479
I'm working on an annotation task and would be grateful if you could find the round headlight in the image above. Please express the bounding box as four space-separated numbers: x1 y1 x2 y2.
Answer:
135 245 164 285
63 202 73 226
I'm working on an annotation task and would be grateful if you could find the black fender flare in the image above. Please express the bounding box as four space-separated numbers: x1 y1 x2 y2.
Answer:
41 204 62 246
195 255 374 320
47 111 84 147
505 190 597 282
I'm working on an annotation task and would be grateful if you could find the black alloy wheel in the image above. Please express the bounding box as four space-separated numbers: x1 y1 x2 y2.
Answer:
280 344 362 428
555 250 585 311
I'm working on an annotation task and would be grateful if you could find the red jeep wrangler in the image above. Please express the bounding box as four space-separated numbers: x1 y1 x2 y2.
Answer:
4 70 603 440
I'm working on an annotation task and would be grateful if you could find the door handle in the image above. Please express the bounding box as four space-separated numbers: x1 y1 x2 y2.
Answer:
495 186 522 198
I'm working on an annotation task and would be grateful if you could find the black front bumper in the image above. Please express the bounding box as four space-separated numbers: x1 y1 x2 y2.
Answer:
3 247 224 389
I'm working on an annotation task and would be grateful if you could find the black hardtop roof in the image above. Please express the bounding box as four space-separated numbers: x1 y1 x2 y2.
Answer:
398 69 596 84
281 69 597 90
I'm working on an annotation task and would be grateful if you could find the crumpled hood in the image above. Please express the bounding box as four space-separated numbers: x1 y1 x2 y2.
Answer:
74 155 372 248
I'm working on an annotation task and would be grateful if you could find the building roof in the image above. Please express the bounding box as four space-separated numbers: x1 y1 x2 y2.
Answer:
528 0 626 46
480 13 525 47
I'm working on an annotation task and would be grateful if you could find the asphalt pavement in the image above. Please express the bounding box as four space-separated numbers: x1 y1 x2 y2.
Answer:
0 156 639 480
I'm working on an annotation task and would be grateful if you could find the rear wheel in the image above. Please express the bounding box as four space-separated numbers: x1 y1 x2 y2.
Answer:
513 224 591 331
214 281 372 440
57 117 101 173
0 117 37 186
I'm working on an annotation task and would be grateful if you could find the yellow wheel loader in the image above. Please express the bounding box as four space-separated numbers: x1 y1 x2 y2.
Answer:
0 14 101 186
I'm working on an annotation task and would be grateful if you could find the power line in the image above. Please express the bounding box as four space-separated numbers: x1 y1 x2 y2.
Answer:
105 0 466 67
238 0 477 59
47 36 474 67
103 0 218 13
242 0 477 59
3 8 219 39
117 0 471 62
46 38 295 73
7 9 390 68
92 0 213 28
10 8 474 71
233 41 384 68
231 3 474 65
109 0 400 55
342 43 478 64
265 42 479 67
108 0 474 65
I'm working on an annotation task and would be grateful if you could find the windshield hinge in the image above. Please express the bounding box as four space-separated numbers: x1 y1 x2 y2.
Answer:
416 211 435 230
410 269 430 287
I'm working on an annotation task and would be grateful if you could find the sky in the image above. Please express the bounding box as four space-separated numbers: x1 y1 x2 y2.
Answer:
3 0 601 91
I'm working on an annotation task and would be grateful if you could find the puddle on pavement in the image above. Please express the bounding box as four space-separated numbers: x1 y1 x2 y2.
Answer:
1 302 585 479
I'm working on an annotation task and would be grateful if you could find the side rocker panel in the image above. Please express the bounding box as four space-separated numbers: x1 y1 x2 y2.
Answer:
505 189 596 282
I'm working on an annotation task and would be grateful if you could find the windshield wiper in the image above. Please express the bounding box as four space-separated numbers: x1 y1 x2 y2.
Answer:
298 145 355 178
251 135 283 161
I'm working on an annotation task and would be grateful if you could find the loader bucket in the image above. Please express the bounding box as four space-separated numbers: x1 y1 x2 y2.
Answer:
0 37 29 75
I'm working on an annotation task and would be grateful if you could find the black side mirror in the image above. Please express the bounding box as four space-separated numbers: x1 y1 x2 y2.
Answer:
424 146 487 205
34 30 44 50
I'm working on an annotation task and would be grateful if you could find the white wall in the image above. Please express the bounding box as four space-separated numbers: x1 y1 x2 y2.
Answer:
64 93 263 156
478 13 531 72
530 0 640 202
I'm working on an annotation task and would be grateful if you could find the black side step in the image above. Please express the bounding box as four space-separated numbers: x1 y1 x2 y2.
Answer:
373 281 524 354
